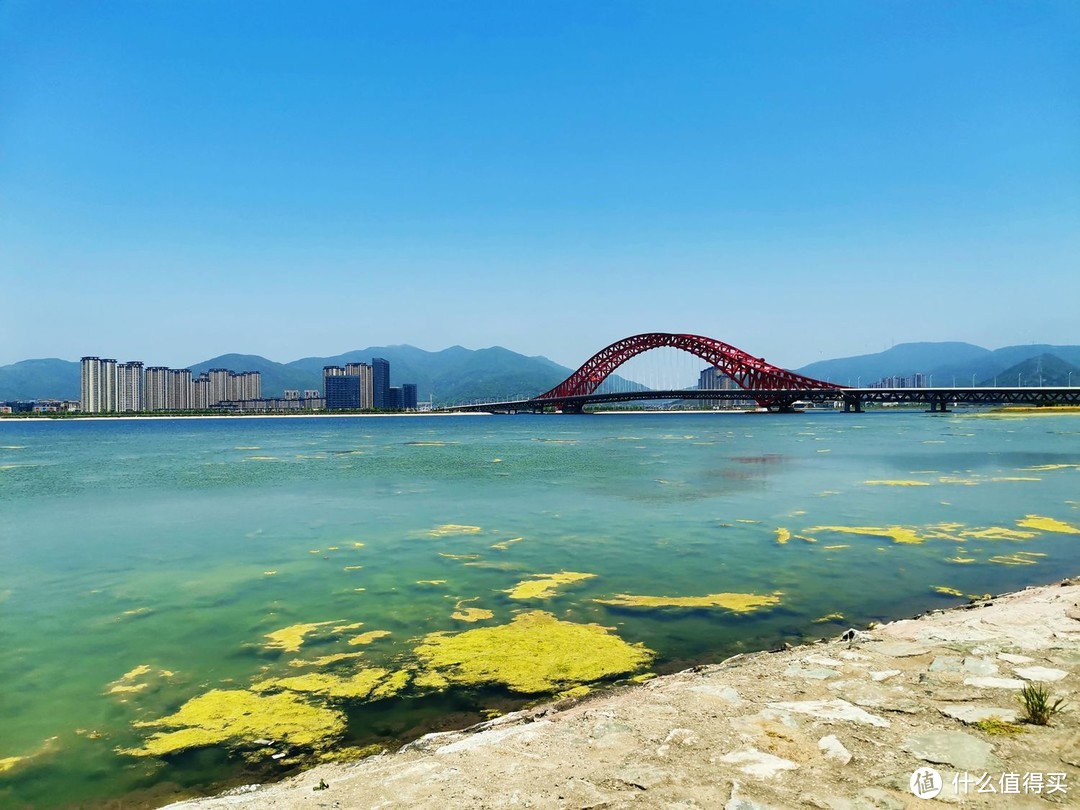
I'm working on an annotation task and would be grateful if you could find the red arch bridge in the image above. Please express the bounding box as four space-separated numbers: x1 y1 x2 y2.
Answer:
440 333 1080 414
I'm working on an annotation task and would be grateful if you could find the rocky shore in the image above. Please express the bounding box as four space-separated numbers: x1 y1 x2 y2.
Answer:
165 579 1080 809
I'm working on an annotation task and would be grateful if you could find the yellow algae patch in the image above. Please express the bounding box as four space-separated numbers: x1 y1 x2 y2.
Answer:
595 592 782 613
1023 463 1080 471
961 527 1037 541
1017 515 1080 535
412 669 450 690
413 610 653 694
464 560 520 571
371 669 410 700
992 477 1041 482
106 664 158 695
289 652 366 668
491 536 524 550
795 534 817 543
331 622 365 632
264 621 342 653
308 549 321 554
947 557 977 564
939 476 980 486
427 524 483 537
343 565 364 571
804 525 925 545
988 554 1038 566
254 667 407 701
234 446 260 450
813 613 845 624
348 630 391 646
327 546 339 551
934 586 965 597
246 456 279 461
0 755 26 773
439 552 481 560
557 685 591 700
263 571 277 576
416 579 447 586
352 542 365 548
775 528 791 545
735 519 761 524
504 571 597 600
817 490 841 497
822 544 850 550
863 480 930 487
452 607 495 622
124 689 344 757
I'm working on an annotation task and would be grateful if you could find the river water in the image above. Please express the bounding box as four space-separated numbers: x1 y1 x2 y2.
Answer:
1 410 1078 808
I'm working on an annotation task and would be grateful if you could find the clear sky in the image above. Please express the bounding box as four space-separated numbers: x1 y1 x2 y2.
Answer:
2 1 1077 370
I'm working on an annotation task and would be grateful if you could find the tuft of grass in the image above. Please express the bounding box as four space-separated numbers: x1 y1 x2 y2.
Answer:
1018 682 1067 725
974 716 1025 736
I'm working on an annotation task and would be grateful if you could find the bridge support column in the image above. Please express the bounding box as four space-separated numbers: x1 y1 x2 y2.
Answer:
843 396 863 413
929 398 950 413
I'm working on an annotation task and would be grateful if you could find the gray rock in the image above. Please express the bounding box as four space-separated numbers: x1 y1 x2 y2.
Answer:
785 665 842 680
998 652 1035 664
766 699 890 727
688 683 744 704
818 734 853 765
961 657 998 676
963 676 1025 689
725 780 773 810
873 642 931 657
929 656 963 673
901 730 996 770
869 669 901 682
939 704 1020 724
1014 665 1068 682
719 748 799 779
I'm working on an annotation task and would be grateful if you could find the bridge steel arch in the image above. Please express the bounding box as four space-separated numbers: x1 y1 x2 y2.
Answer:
537 333 844 409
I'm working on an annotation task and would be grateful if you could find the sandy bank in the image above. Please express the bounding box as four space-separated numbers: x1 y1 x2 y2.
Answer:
164 579 1080 809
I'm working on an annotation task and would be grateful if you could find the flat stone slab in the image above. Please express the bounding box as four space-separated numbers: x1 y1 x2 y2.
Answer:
869 669 902 682
962 657 998 676
784 665 841 680
687 683 744 704
963 676 1025 689
929 655 963 672
901 730 996 770
818 734 853 765
435 720 553 754
940 704 1020 724
1014 665 1068 682
873 642 931 658
998 652 1035 664
766 699 890 728
719 748 799 779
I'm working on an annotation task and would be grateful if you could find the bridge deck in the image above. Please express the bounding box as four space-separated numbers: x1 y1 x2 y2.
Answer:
440 387 1080 413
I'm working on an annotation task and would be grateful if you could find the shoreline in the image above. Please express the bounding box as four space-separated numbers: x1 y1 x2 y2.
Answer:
162 576 1080 809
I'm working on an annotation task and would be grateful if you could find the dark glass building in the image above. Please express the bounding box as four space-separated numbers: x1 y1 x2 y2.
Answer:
387 386 403 410
372 357 390 409
401 383 418 410
325 375 361 410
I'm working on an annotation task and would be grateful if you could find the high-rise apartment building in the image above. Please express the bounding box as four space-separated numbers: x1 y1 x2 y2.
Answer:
372 358 390 409
345 362 373 409
117 361 144 412
80 357 118 412
144 367 169 410
167 369 193 410
208 369 231 406
325 375 361 409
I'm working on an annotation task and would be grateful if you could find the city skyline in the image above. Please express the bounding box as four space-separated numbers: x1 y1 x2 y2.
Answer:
2 3 1077 370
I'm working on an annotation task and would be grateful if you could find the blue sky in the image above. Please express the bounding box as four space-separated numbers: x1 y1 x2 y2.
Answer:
2 1 1077 370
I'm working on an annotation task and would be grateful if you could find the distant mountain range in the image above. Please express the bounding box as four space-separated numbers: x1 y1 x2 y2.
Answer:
3 341 1078 404
794 342 1080 388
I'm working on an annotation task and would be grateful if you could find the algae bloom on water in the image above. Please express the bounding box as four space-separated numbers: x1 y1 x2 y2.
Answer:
123 689 345 758
594 592 782 613
503 571 596 599
412 610 653 693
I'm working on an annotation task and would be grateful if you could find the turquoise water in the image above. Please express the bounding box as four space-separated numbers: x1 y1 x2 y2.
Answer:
1 411 1078 808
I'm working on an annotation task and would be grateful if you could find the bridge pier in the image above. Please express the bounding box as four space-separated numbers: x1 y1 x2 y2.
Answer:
928 398 951 413
842 396 863 413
